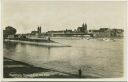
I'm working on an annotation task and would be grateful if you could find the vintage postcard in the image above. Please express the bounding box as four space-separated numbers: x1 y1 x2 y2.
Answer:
1 0 127 81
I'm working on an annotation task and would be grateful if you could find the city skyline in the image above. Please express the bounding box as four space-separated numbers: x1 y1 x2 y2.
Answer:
2 0 126 33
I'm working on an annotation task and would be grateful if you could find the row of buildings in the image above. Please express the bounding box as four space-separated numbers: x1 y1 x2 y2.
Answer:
44 23 123 38
4 23 124 39
46 23 88 37
88 28 124 38
28 23 123 38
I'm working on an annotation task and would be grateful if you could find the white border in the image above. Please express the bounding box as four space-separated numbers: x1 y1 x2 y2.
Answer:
0 0 3 81
1 0 127 81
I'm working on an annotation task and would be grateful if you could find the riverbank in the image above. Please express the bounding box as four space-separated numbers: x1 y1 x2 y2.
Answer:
4 57 77 78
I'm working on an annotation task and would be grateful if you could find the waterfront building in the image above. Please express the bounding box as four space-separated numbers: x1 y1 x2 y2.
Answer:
46 23 89 37
31 26 41 35
46 30 68 37
88 28 124 38
31 30 39 35
110 29 124 37
77 23 87 34
31 26 42 35
88 29 100 38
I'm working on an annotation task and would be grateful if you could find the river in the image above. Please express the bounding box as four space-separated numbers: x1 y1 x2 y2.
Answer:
3 38 124 78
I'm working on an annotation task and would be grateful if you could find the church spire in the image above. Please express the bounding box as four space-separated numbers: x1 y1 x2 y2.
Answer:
84 23 87 27
82 23 85 27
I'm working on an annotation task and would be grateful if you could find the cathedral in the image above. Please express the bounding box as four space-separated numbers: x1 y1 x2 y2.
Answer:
77 23 87 33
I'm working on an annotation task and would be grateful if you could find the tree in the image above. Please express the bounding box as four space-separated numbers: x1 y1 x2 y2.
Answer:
3 26 17 38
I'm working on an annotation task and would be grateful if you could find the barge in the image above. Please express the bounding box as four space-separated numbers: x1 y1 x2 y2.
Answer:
4 37 71 47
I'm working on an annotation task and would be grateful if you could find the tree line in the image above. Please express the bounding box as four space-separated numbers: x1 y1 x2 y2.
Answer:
3 26 17 38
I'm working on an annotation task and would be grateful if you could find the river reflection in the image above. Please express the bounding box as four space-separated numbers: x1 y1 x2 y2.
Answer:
4 39 124 78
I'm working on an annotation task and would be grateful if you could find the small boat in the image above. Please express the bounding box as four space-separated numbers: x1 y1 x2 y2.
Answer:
110 38 116 42
86 38 90 40
102 38 110 41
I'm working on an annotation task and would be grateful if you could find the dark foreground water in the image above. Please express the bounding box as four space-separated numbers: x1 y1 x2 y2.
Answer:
4 38 124 78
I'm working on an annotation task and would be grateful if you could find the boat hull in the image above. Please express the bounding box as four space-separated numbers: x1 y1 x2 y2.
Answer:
4 39 71 47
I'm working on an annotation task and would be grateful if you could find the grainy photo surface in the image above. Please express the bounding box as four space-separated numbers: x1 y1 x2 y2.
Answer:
2 0 126 79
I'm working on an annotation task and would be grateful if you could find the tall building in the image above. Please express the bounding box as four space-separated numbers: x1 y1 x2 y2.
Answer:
37 26 41 34
31 26 41 35
77 23 87 33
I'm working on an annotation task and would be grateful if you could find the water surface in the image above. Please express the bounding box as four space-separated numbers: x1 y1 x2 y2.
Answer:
4 38 123 78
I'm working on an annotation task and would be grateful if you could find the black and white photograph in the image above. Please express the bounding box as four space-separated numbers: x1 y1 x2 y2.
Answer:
1 0 127 81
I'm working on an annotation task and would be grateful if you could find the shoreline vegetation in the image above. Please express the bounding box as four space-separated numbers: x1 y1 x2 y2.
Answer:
4 57 100 78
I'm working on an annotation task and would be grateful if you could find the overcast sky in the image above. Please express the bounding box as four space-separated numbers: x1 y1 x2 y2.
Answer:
2 0 126 33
